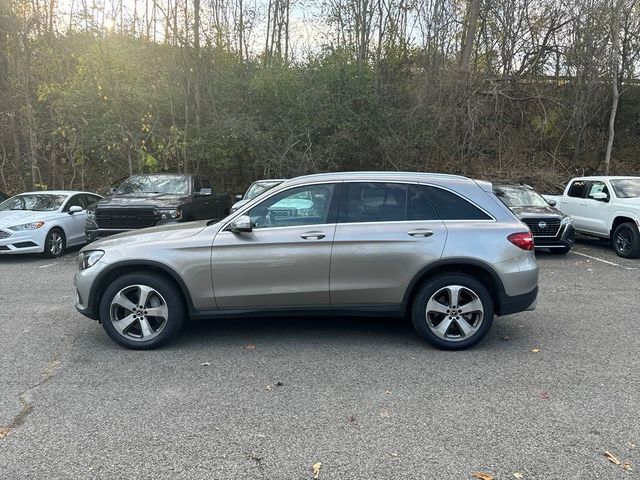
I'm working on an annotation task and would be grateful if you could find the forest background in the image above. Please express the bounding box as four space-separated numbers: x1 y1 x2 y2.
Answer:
0 0 639 195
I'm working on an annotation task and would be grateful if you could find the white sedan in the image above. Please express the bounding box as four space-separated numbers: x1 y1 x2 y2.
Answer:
0 190 102 257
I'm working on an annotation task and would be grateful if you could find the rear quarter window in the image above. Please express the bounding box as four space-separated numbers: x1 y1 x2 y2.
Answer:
421 185 492 221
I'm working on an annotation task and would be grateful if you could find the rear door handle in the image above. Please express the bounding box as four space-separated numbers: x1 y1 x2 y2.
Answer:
408 229 434 237
301 231 326 240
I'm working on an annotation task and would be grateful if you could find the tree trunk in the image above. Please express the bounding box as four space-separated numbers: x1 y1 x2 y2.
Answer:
460 0 480 71
604 0 623 175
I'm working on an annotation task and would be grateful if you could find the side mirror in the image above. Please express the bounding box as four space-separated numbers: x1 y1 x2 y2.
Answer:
592 192 608 200
547 199 557 207
230 215 252 233
69 205 83 214
197 188 213 196
234 194 243 201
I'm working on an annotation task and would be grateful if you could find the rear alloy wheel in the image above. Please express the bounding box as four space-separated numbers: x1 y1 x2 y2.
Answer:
99 272 185 349
43 228 66 258
612 222 640 259
411 273 494 350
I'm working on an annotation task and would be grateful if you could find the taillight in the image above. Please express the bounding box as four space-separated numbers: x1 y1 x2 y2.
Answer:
508 232 535 251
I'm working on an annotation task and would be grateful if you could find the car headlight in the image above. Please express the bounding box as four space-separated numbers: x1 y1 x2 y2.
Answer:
78 250 104 270
561 216 573 226
9 221 45 231
157 208 182 220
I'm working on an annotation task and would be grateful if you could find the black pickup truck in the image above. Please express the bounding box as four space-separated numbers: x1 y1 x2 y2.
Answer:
86 173 231 241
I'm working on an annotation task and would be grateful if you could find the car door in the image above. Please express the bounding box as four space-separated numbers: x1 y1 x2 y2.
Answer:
559 179 589 230
211 182 339 308
61 194 87 245
330 182 447 306
580 180 612 235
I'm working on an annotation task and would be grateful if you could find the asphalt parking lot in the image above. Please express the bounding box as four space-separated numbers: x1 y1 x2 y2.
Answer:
0 237 638 479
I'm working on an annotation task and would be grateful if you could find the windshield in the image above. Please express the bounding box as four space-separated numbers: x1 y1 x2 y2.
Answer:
493 186 549 208
610 179 640 198
117 175 190 195
244 181 282 200
0 194 67 212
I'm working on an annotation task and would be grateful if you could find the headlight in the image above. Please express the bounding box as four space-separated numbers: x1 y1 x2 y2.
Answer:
157 208 182 220
9 221 45 231
561 216 573 225
78 250 104 270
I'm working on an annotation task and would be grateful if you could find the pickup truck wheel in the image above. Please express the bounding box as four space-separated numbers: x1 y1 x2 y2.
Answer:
612 222 640 258
99 272 186 349
411 273 494 350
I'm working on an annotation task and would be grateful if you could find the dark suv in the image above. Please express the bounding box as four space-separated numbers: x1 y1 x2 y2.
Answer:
493 184 575 254
86 174 231 241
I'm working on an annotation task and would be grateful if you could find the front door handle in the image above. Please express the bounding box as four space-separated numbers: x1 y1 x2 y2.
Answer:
408 229 434 238
301 231 326 240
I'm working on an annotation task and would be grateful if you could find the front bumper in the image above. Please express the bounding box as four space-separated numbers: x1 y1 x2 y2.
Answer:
74 259 110 320
534 224 575 249
0 227 46 254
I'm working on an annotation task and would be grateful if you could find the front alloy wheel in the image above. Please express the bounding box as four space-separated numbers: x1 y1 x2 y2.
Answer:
99 272 185 349
110 285 169 342
612 222 640 259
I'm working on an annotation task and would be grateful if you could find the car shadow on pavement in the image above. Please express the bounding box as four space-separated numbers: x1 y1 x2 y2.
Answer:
0 245 81 264
179 315 419 348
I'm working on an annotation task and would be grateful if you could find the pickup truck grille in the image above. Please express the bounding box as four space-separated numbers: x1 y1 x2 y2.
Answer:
96 208 158 229
522 218 562 238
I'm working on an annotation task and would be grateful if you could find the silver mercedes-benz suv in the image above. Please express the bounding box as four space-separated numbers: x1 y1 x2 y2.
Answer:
74 172 538 350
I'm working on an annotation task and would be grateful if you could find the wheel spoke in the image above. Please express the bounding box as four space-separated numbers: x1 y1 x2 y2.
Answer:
112 291 136 312
426 297 449 315
433 317 453 337
137 285 153 308
455 317 476 337
145 305 168 319
459 298 483 315
113 314 137 335
446 286 462 307
139 318 153 338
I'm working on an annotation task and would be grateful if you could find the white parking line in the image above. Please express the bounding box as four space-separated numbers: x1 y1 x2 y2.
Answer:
570 251 620 267
571 250 638 269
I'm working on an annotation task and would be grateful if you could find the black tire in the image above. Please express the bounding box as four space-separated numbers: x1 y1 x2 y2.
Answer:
549 246 571 255
411 273 494 350
612 222 640 259
99 272 186 349
43 228 66 258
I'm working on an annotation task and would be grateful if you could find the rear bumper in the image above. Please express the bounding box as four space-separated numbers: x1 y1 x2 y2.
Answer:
497 286 538 316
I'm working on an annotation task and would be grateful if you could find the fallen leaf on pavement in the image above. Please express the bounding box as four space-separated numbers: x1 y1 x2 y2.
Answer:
513 473 524 479
348 415 356 424
312 462 322 479
604 451 621 465
472 472 494 480
531 348 540 353
379 409 390 418
276 381 284 387
389 452 398 457
0 428 11 439
628 442 636 449
243 343 256 350
200 362 211 366
265 385 272 391
622 463 632 471
539 391 550 400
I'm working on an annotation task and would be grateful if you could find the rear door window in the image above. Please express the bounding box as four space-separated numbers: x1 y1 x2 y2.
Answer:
421 186 492 220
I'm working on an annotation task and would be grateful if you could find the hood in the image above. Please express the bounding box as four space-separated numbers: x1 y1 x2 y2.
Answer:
619 197 640 206
97 193 188 209
84 220 212 251
0 210 57 228
509 205 565 219
231 199 250 211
